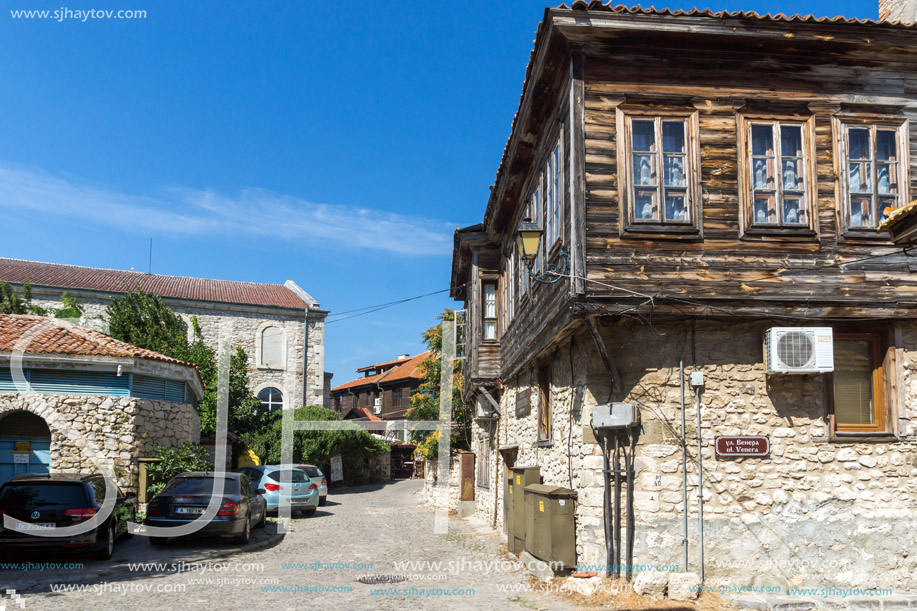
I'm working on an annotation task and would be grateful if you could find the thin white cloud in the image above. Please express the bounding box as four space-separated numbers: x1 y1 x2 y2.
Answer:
0 164 454 256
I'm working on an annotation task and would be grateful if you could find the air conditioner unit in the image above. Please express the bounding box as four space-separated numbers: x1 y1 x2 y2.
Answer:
764 327 833 374
374 398 382 414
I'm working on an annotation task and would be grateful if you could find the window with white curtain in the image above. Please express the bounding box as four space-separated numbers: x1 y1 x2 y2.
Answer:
842 123 905 230
482 282 497 340
746 121 809 227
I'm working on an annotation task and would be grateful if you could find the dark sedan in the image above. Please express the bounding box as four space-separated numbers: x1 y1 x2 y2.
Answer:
143 472 267 545
0 473 136 560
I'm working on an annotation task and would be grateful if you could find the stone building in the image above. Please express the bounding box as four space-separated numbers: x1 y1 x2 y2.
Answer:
0 257 328 411
451 1 917 594
0 314 203 492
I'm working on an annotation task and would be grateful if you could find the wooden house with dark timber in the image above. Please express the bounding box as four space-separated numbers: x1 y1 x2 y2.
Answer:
450 1 917 593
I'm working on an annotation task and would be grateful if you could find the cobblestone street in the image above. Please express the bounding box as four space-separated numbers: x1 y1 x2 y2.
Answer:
8 480 576 611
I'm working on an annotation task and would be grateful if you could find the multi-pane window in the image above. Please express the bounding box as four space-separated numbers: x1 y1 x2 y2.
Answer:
545 139 562 251
393 387 403 408
832 333 887 433
843 124 903 230
747 122 808 226
629 118 690 224
482 282 497 340
257 387 283 413
533 186 543 274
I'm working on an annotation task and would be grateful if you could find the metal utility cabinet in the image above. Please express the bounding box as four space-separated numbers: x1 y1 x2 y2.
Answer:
508 466 541 555
524 484 577 568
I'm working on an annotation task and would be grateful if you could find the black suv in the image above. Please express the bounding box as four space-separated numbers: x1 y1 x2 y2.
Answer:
0 473 136 560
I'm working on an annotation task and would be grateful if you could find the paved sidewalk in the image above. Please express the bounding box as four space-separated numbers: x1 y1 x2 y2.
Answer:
4 480 577 610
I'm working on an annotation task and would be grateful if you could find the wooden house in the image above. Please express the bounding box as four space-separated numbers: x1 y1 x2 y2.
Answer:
451 1 917 592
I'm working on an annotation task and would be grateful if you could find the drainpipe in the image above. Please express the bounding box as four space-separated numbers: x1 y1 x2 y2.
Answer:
680 358 688 572
691 371 705 582
302 308 309 407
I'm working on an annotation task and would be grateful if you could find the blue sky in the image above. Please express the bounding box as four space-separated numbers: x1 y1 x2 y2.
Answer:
0 0 877 385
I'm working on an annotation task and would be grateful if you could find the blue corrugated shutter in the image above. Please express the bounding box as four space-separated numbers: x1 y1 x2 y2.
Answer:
0 368 16 392
28 369 130 397
164 379 185 402
132 374 189 403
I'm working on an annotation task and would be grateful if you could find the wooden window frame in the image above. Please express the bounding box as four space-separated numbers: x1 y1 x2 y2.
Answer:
536 362 552 443
827 327 897 439
737 114 818 238
616 108 702 238
836 117 909 239
482 279 498 343
393 387 403 408
545 130 565 257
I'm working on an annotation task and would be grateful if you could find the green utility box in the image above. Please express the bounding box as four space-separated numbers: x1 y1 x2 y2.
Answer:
508 466 541 556
523 484 577 568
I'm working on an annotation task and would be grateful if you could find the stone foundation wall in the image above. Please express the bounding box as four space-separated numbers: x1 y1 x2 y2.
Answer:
471 319 917 590
0 393 199 493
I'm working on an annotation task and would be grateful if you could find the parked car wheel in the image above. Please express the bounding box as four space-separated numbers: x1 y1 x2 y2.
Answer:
234 517 251 545
255 508 266 529
149 536 168 546
94 527 114 560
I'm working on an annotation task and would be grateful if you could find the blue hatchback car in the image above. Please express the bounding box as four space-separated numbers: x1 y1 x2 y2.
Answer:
235 466 318 516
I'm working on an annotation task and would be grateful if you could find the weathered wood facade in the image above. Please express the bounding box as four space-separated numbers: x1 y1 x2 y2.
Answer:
451 2 917 591
454 3 917 395
330 352 427 421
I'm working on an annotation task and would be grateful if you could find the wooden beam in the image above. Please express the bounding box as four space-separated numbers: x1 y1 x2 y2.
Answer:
585 315 622 392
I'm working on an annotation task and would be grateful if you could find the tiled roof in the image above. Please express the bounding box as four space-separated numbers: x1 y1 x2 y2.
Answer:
0 258 311 310
344 407 384 422
332 370 391 392
0 314 196 369
357 356 411 373
332 351 430 393
484 2 915 229
560 2 911 26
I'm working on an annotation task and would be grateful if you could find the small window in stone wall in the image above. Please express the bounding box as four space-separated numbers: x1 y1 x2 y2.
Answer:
257 387 283 413
261 326 284 369
476 439 490 489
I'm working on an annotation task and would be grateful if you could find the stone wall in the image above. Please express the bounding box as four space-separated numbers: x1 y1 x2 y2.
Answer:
423 455 460 511
471 319 917 591
30 290 327 409
0 393 199 493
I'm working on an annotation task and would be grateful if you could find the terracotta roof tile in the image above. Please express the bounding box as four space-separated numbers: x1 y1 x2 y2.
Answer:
0 314 197 371
0 258 310 310
332 351 430 393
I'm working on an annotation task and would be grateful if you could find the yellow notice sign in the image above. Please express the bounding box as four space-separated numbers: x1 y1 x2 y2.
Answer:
516 475 521 485
14 441 29 452
509 484 513 494
539 500 545 512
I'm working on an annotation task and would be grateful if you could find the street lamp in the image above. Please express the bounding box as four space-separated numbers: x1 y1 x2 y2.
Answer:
514 217 569 284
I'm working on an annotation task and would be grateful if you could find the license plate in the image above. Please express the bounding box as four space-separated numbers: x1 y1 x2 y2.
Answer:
16 522 55 531
292 499 309 504
176 507 205 515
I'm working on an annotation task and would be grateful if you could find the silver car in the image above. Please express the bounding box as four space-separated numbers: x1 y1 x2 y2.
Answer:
297 464 328 506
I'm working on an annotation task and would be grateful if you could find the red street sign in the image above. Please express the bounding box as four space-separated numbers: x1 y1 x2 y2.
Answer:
714 436 770 458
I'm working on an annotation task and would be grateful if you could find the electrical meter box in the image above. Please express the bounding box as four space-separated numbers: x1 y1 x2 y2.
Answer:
524 484 577 568
591 402 639 429
509 466 541 555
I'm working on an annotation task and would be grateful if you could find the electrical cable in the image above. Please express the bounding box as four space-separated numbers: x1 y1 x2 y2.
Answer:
325 285 465 324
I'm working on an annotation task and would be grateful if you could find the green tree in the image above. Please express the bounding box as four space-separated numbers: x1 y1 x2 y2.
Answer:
106 289 188 357
405 310 469 458
54 292 85 319
0 281 47 315
106 290 264 438
144 443 213 497
242 405 389 483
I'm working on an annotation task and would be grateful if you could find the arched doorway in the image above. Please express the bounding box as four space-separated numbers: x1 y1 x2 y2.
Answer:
0 411 51 484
